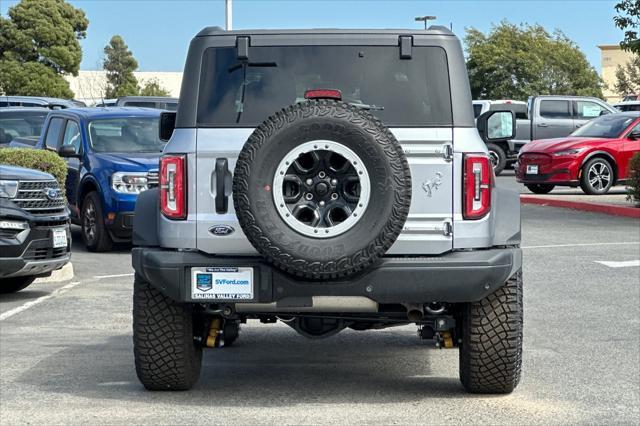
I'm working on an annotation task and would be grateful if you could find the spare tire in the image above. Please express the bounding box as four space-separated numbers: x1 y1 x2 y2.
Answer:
233 100 411 279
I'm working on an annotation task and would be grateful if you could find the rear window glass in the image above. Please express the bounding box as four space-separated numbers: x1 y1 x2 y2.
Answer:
124 101 157 108
539 100 571 119
0 111 47 143
88 117 165 153
197 46 452 127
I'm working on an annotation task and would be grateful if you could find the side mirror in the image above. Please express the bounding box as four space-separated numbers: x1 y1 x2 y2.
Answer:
159 112 177 142
58 145 79 157
629 131 640 140
476 110 516 142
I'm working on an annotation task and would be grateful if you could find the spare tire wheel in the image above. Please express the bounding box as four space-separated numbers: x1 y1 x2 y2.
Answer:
233 100 412 279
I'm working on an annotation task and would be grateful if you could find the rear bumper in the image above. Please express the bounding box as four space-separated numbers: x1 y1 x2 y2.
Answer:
132 247 522 305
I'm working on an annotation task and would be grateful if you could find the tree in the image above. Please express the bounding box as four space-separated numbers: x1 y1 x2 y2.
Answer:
0 0 88 97
614 0 640 54
614 55 640 95
465 22 603 100
140 78 170 97
103 35 139 98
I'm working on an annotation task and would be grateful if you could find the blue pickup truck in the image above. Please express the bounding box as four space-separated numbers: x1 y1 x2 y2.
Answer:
10 108 164 251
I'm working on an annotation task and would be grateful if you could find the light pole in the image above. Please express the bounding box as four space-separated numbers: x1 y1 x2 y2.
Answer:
226 0 233 31
415 15 437 30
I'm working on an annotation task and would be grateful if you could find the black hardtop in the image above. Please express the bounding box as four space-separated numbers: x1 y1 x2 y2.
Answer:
176 26 474 128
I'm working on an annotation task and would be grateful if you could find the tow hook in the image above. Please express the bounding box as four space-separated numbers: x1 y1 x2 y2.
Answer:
435 331 454 349
418 317 456 349
206 318 222 348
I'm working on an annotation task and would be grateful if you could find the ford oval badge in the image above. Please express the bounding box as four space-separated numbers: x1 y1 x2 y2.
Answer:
209 225 235 236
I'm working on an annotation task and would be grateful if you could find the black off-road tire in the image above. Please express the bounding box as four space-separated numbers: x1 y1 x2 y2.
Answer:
459 269 523 394
486 143 507 176
233 100 412 280
525 184 555 194
0 276 36 294
81 192 113 252
133 275 202 391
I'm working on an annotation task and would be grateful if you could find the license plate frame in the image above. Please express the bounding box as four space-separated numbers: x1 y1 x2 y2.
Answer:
52 228 67 248
190 267 254 301
526 164 539 175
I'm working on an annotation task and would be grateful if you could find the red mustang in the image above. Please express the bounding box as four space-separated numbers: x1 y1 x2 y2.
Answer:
516 112 640 194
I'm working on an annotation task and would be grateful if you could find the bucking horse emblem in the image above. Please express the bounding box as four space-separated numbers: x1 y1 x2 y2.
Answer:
422 172 443 198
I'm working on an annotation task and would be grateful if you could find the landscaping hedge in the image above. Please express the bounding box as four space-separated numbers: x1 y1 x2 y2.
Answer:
627 152 640 206
0 148 67 194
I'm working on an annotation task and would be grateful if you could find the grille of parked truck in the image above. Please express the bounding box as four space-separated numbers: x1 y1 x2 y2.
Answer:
131 27 523 394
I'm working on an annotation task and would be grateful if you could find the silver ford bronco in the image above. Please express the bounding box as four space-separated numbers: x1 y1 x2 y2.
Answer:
131 27 523 393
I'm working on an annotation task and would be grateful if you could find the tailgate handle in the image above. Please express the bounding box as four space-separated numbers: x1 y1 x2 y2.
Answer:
215 158 232 214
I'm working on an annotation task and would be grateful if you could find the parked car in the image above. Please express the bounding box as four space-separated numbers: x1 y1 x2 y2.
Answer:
0 108 48 146
0 164 71 293
0 96 79 109
516 112 640 194
622 94 640 102
475 96 617 175
115 96 178 111
131 27 523 394
93 99 117 107
11 108 163 250
613 101 640 112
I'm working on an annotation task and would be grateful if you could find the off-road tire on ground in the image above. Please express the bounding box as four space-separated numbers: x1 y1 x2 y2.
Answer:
233 99 412 280
525 184 555 194
81 192 113 252
580 157 614 195
486 143 507 176
133 275 202 390
0 276 36 294
459 269 523 394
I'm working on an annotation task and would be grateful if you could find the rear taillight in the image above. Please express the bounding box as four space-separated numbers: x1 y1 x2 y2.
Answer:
160 155 186 219
463 154 492 220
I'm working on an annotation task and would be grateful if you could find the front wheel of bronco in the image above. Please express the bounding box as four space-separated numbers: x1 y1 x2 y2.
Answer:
133 275 202 390
459 269 523 394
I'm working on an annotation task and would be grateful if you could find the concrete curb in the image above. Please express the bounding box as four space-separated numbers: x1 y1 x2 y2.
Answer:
520 195 640 218
34 262 74 284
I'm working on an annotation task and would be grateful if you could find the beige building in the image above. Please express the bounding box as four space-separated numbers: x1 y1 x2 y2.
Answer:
598 44 636 103
65 71 183 105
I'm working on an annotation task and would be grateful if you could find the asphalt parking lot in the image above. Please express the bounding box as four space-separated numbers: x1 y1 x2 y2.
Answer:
1 179 639 424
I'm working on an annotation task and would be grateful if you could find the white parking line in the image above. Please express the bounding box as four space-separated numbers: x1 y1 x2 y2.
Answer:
594 260 640 268
93 273 134 279
0 281 81 321
522 242 640 249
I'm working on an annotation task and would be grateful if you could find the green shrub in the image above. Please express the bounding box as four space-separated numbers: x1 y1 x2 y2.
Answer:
627 152 640 206
0 148 67 194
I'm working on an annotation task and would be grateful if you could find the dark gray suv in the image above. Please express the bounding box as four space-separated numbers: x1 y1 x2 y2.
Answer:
131 27 523 394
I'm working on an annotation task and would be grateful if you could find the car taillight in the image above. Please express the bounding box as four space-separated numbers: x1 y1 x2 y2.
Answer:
160 155 186 219
463 154 492 220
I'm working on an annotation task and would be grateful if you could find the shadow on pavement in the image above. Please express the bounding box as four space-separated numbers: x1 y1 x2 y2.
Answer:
16 327 472 405
0 289 49 302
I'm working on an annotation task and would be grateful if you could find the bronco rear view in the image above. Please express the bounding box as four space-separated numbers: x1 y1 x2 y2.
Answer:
131 27 523 393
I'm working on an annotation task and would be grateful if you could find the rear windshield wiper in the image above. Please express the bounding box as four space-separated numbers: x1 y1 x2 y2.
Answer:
228 62 278 123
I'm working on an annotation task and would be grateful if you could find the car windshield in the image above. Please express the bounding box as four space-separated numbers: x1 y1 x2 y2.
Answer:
88 117 165 153
0 111 47 144
570 114 636 138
